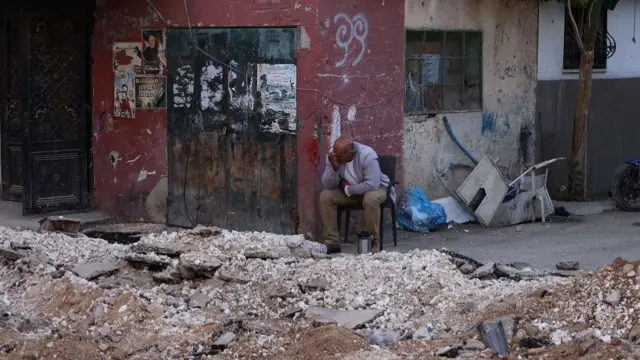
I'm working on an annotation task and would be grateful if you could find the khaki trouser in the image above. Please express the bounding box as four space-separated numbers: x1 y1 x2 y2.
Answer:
319 188 387 250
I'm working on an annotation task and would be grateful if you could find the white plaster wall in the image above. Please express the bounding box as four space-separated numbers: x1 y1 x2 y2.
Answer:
539 0 640 80
404 0 538 199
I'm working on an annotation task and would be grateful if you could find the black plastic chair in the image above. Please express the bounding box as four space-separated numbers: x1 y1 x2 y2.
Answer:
337 155 399 250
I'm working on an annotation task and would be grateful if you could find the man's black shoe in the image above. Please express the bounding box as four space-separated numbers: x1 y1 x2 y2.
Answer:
326 244 342 254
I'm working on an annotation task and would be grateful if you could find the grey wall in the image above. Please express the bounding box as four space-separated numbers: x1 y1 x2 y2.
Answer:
537 78 640 199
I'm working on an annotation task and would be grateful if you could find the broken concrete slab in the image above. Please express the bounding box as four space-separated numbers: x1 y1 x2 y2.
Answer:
71 262 120 280
304 307 382 329
0 247 24 262
283 306 303 318
124 253 171 269
131 242 183 257
299 277 329 292
152 271 182 284
186 225 221 237
309 315 337 327
438 248 484 268
244 247 290 260
556 260 579 271
463 339 486 350
188 293 210 309
212 332 235 349
9 242 31 251
217 270 250 284
605 290 621 306
495 264 544 280
179 256 222 278
468 262 495 279
508 262 535 271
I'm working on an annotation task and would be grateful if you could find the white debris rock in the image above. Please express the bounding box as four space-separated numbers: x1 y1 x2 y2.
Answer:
0 225 580 358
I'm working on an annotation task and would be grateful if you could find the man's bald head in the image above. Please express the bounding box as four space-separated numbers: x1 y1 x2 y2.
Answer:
333 136 355 164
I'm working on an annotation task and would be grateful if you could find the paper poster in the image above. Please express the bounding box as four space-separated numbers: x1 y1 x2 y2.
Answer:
142 29 166 74
114 71 135 118
135 76 167 109
112 42 142 73
257 63 297 133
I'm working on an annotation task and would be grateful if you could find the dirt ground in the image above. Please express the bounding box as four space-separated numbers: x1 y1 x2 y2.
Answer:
3 220 640 359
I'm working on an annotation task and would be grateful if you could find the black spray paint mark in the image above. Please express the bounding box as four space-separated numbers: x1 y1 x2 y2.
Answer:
519 124 532 165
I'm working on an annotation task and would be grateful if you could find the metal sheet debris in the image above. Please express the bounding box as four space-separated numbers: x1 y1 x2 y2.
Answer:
455 156 509 226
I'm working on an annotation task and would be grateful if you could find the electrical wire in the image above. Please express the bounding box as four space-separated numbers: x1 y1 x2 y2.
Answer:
633 0 637 43
181 109 198 227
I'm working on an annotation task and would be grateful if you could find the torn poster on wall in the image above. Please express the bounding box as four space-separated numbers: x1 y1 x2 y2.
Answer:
114 71 136 118
172 65 194 109
200 62 224 111
112 42 142 73
135 76 167 109
142 29 166 74
257 63 297 134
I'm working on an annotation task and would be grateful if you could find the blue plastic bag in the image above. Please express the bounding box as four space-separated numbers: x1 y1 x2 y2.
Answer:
396 186 447 232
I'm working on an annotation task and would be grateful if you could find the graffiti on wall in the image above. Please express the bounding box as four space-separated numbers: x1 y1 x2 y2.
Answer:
334 13 369 67
98 7 158 50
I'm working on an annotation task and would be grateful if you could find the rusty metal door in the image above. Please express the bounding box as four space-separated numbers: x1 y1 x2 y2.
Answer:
0 12 23 202
20 10 92 214
166 28 297 233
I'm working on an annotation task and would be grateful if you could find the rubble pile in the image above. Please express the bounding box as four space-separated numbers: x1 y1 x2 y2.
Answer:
0 225 638 359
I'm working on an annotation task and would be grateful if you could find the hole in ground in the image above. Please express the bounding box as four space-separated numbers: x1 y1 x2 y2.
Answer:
84 231 143 244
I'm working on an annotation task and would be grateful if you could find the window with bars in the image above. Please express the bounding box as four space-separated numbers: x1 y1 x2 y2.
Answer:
563 5 608 70
404 30 482 114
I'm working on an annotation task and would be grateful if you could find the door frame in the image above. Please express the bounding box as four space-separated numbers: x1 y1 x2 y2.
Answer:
0 6 24 202
3 1 94 214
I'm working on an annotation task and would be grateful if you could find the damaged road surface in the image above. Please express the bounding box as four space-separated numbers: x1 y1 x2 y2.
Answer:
440 248 584 281
0 226 639 359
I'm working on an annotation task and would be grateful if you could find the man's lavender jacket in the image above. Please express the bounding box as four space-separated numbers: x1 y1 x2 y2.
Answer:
321 142 396 203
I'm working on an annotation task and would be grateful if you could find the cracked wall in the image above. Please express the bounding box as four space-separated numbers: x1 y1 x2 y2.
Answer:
403 0 538 198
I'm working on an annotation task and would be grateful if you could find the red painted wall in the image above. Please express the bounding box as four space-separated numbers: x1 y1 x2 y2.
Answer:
91 0 404 233
311 0 406 234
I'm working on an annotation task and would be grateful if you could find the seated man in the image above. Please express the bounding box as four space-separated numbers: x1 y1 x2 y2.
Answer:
319 136 395 254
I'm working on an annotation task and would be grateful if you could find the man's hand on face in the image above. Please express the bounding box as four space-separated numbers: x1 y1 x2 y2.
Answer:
328 152 339 172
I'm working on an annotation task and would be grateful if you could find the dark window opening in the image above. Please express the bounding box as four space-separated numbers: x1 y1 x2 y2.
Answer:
563 5 608 70
404 30 483 114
